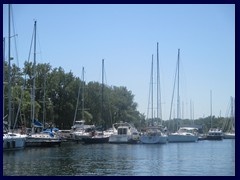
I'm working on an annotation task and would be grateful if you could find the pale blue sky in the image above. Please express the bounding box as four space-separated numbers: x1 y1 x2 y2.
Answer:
3 4 235 120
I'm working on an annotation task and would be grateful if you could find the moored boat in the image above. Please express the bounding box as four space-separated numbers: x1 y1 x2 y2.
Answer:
206 91 223 141
81 130 109 144
70 122 96 141
109 121 139 144
26 132 61 147
168 127 198 142
140 44 168 144
3 131 26 150
206 128 223 140
223 132 235 139
3 4 26 151
25 121 61 147
140 126 167 144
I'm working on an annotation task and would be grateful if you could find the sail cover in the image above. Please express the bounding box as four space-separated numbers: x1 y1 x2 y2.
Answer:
33 119 43 128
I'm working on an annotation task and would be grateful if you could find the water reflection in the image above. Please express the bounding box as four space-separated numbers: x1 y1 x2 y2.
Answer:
3 140 235 176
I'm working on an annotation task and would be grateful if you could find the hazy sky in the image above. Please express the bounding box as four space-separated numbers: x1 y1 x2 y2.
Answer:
3 4 235 120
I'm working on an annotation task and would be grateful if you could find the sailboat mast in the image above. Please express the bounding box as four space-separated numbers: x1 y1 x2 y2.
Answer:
157 42 162 125
102 59 104 129
8 4 12 131
43 66 46 128
73 67 83 125
3 37 5 120
230 96 233 120
193 101 194 124
32 20 37 128
210 90 212 128
230 96 234 131
190 100 194 125
157 44 159 122
151 55 154 125
233 97 235 131
82 67 85 120
177 49 180 130
190 100 192 121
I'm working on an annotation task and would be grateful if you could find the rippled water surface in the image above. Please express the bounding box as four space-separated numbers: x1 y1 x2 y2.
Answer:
3 139 235 176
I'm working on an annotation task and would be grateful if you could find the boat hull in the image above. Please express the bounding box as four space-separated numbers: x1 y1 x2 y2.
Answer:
198 135 207 141
207 129 223 140
223 133 235 139
3 134 26 150
140 135 167 144
82 136 109 144
206 135 223 140
71 131 92 141
168 134 198 142
26 135 61 147
109 135 138 144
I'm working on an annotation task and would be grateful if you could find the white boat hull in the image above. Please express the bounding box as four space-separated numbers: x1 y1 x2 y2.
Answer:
140 135 167 144
109 135 138 144
26 133 61 147
71 131 92 141
223 133 235 139
3 133 26 150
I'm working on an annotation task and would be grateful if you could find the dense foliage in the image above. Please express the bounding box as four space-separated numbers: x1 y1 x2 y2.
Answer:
4 61 232 132
3 61 143 130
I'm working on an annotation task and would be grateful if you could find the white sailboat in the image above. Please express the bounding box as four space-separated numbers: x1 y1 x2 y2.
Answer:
3 4 26 150
3 119 26 150
70 67 95 141
140 43 167 144
140 126 167 144
3 132 26 150
168 49 198 143
25 21 61 147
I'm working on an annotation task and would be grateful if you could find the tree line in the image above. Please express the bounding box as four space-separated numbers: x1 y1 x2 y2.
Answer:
3 61 144 130
3 61 231 132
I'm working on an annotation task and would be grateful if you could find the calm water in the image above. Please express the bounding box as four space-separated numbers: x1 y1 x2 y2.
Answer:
3 139 235 176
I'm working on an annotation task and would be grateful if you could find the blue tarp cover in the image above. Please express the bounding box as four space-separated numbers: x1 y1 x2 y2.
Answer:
42 129 54 137
33 119 43 128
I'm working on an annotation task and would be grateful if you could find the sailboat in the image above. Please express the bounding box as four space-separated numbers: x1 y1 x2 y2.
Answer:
140 43 167 144
25 21 61 147
168 49 198 142
206 91 223 140
82 59 110 144
223 97 235 139
3 4 26 150
70 67 96 141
